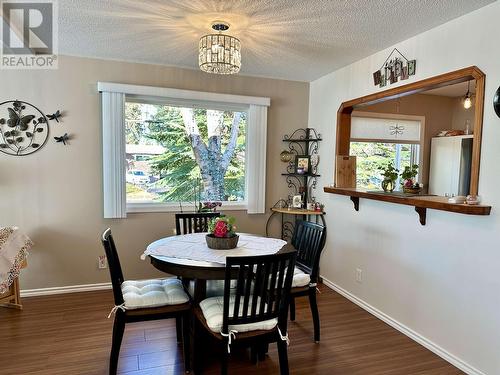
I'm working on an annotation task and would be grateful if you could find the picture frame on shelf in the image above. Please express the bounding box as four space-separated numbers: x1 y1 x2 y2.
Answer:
292 195 302 209
295 155 311 174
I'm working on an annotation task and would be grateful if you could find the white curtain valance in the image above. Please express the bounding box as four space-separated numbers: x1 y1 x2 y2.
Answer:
351 116 421 143
98 82 270 107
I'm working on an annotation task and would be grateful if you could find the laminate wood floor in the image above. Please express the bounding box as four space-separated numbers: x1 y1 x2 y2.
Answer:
0 285 463 375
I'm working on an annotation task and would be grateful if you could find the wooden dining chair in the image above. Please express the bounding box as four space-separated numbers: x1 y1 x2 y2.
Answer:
289 221 326 343
101 229 192 375
175 212 221 235
193 251 297 375
174 212 222 296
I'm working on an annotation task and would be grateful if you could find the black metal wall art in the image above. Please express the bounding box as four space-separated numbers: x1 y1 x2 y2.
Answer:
54 133 70 145
373 48 416 88
0 100 63 156
494 86 500 118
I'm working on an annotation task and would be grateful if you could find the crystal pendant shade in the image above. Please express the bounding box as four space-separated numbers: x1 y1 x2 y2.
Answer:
199 34 241 74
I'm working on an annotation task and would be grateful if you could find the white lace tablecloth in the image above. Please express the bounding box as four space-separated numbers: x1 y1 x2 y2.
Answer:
143 233 287 265
0 227 33 294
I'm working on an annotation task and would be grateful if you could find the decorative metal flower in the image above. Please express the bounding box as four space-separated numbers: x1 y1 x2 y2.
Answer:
0 100 57 156
389 124 405 137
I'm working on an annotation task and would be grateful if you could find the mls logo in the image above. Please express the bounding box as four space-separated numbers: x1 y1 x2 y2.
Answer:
1 0 58 69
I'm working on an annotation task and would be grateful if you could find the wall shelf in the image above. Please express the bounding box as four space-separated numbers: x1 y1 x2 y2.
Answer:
265 128 324 241
271 207 325 216
323 187 491 225
281 173 321 177
283 137 323 142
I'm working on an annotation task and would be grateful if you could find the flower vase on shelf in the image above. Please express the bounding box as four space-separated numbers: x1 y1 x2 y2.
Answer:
380 163 398 193
381 179 395 192
400 165 421 194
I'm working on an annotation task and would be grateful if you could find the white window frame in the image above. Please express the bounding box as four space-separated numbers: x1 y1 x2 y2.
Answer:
99 82 270 218
349 111 425 190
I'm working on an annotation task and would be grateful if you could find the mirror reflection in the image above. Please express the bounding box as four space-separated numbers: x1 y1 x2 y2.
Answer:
350 80 476 197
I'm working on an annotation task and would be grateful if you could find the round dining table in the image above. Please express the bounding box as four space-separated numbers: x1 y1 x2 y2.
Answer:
146 232 293 303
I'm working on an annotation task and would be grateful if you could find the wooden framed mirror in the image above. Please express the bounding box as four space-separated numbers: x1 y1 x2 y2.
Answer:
334 66 485 196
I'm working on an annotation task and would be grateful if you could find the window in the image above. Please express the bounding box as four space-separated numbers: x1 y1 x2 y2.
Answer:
350 113 423 191
99 82 269 218
350 141 420 190
125 101 247 204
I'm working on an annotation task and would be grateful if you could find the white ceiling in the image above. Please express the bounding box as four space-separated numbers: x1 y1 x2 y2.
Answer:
424 81 476 97
58 0 494 81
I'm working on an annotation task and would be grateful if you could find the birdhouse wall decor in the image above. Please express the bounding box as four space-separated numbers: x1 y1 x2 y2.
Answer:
373 48 416 88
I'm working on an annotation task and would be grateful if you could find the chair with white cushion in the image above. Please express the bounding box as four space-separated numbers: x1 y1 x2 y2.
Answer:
193 251 297 375
289 221 326 343
101 228 191 375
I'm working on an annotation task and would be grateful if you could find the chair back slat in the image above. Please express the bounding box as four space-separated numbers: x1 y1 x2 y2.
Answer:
241 262 254 317
101 228 125 306
232 265 246 319
258 262 271 316
267 261 278 316
292 221 326 283
221 251 296 333
174 212 221 235
273 259 287 315
250 263 263 318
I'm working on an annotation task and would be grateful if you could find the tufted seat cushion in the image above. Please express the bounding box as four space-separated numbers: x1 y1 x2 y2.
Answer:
121 278 189 309
199 295 277 333
292 267 310 288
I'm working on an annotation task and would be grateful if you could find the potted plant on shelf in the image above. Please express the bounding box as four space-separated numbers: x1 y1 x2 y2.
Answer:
380 163 399 192
198 201 222 213
205 216 239 250
400 164 421 194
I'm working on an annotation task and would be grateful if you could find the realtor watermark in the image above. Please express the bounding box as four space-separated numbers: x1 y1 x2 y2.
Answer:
1 0 58 69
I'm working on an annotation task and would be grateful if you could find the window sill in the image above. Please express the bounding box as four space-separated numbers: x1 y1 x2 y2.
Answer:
126 202 248 214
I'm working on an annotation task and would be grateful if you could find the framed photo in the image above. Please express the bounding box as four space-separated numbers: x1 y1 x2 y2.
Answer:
379 74 386 87
401 66 409 80
295 155 311 174
389 70 397 84
408 60 416 76
292 195 302 208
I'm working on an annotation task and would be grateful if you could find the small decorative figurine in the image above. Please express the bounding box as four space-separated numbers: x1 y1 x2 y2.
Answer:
47 110 63 123
54 133 70 145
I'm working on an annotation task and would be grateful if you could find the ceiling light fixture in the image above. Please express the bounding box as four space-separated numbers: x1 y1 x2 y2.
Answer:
463 81 473 109
199 21 241 75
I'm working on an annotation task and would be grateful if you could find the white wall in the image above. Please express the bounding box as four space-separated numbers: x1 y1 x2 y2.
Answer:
309 2 500 375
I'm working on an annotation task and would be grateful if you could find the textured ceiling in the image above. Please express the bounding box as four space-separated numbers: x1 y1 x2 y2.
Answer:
58 0 494 81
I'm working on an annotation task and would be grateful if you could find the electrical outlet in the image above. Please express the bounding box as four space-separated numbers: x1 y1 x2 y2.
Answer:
355 268 363 283
98 255 108 269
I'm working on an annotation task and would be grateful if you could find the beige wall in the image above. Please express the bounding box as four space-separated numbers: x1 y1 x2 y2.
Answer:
357 94 455 187
0 55 309 290
451 97 476 131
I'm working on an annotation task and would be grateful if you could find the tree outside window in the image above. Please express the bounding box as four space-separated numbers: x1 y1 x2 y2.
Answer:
350 141 418 190
125 102 246 204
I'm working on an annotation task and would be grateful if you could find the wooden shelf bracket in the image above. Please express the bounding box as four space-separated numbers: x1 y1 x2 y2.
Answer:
414 207 427 226
350 196 360 211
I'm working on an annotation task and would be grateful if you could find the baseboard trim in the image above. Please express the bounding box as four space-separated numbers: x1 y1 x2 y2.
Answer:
21 282 112 297
320 277 486 375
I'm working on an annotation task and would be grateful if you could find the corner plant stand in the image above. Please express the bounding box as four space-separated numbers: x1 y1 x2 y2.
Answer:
266 128 326 242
